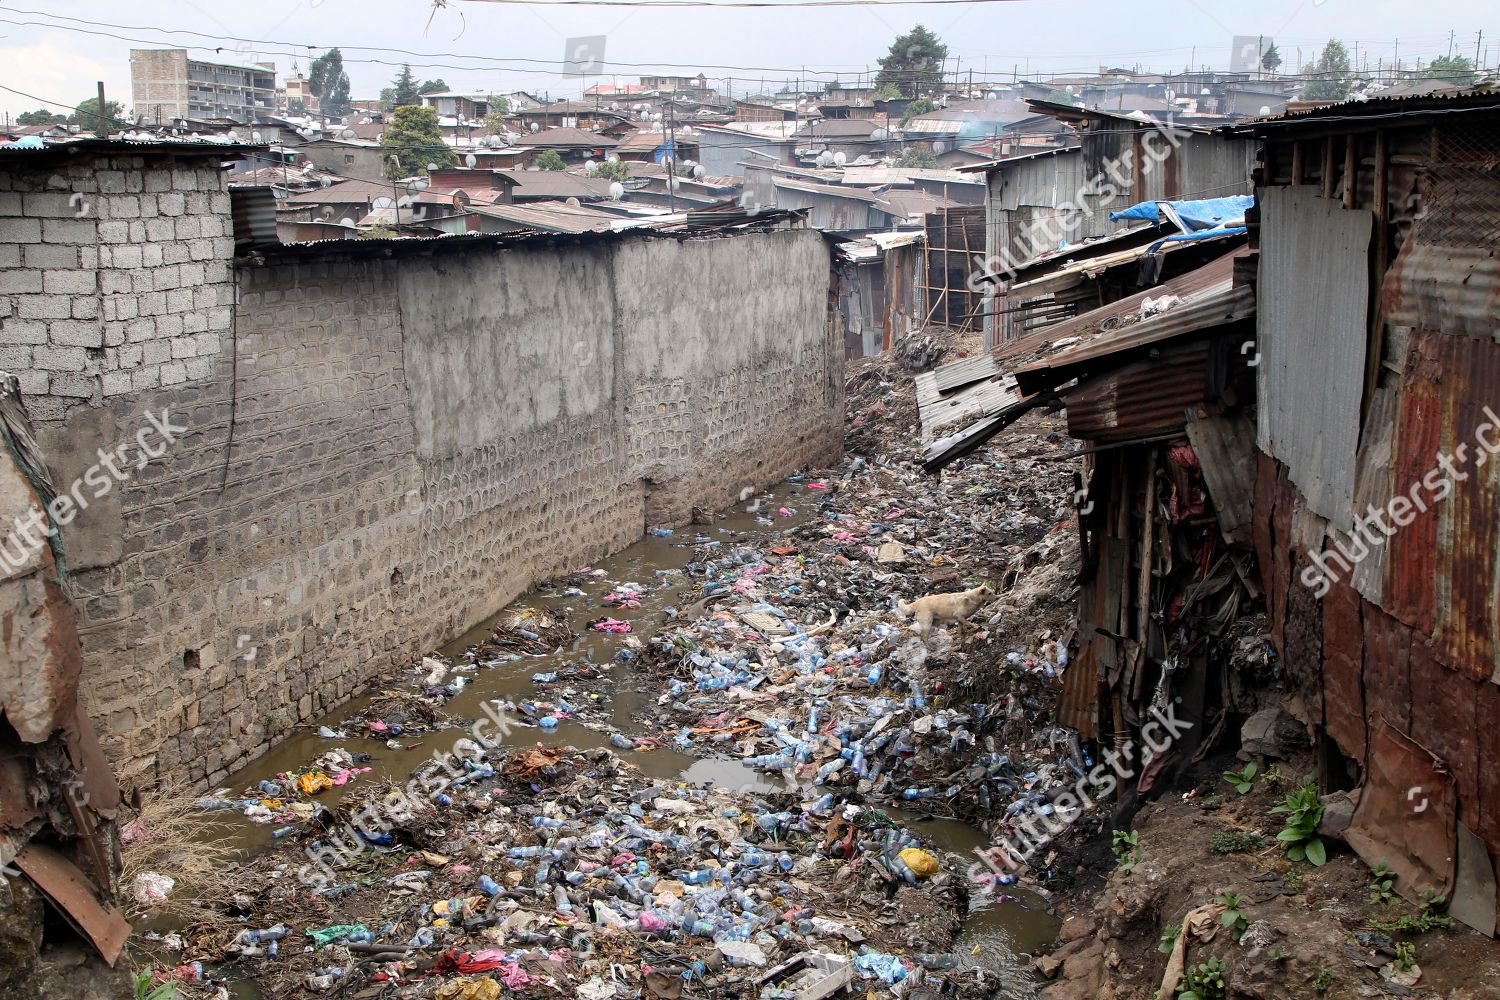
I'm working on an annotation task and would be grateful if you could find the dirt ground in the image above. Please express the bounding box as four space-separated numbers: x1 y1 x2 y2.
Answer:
1038 753 1500 999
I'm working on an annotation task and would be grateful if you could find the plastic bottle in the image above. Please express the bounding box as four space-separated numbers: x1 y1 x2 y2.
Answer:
236 924 289 946
477 875 502 896
902 787 936 801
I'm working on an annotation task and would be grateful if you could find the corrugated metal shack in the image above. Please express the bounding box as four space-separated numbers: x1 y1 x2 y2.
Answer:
1234 92 1500 931
829 231 926 357
921 239 1262 787
962 104 1256 349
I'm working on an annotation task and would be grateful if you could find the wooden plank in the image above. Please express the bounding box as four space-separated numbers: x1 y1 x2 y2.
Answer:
1183 411 1257 543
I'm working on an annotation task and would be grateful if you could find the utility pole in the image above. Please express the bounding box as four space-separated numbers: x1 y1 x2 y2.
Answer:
666 100 677 214
96 80 110 137
1448 29 1456 59
1477 31 1485 67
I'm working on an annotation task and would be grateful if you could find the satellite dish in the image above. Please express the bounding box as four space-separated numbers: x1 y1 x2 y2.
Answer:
252 130 263 143
529 122 540 132
832 151 847 166
339 217 355 226
584 159 598 175
464 152 477 167
1259 105 1272 116
606 153 620 163
692 164 706 179
397 195 413 207
565 197 581 207
816 151 834 167
407 178 429 192
319 175 333 187
609 181 624 200
340 128 357 139
426 162 440 171
228 130 240 142
373 196 394 210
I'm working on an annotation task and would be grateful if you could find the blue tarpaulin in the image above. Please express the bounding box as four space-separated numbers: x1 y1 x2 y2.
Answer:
1110 195 1253 231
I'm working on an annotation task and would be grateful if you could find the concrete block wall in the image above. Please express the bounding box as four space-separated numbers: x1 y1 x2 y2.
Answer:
7 201 840 788
0 152 234 422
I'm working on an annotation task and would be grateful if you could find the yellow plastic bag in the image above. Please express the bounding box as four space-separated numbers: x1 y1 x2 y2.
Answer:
295 771 334 795
899 847 939 879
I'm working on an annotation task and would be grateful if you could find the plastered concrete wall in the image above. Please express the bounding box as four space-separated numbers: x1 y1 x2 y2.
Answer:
19 225 838 789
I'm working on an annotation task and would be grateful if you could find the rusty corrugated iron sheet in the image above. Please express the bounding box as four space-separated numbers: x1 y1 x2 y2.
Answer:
1382 329 1500 681
1322 576 1366 761
1060 341 1211 442
1385 242 1500 342
1362 600 1413 734
1409 635 1482 832
1478 681 1500 852
1345 721 1457 906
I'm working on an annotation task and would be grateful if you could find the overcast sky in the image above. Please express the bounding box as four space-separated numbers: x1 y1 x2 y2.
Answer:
0 0 1494 117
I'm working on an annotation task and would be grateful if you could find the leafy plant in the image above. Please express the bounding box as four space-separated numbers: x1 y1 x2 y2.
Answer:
1393 941 1416 972
1368 860 1396 905
1370 893 1454 936
1283 869 1305 893
1310 967 1335 994
1271 779 1326 865
1112 829 1141 874
1176 956 1228 1000
535 150 567 171
134 973 179 1000
1262 764 1285 787
1158 920 1183 954
1210 830 1265 855
1216 890 1248 940
1222 761 1259 794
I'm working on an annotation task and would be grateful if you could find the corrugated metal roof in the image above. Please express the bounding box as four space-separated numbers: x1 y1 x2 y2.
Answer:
1255 185 1372 531
1061 339 1212 441
1228 90 1500 132
1011 252 1254 395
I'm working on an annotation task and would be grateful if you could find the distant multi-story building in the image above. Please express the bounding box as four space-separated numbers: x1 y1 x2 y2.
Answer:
130 49 277 123
282 73 318 113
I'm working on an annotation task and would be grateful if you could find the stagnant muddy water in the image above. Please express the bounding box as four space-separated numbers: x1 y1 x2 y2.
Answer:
194 481 1059 997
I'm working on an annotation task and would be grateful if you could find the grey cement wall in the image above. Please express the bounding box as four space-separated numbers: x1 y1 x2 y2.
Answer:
13 215 839 789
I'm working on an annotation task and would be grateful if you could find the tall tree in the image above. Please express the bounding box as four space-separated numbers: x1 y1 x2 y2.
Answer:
391 65 421 109
16 108 66 125
1424 54 1475 85
68 97 125 130
535 150 566 171
380 105 457 177
1299 40 1353 101
1261 43 1282 74
875 25 949 98
309 48 351 116
419 78 449 95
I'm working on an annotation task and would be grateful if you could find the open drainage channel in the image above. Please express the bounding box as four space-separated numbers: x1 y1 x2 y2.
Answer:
174 480 1058 997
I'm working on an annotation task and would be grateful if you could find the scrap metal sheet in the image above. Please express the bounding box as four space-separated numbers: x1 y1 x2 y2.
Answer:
1344 721 1456 906
1321 576 1366 761
1362 601 1413 734
12 842 129 965
1255 186 1372 531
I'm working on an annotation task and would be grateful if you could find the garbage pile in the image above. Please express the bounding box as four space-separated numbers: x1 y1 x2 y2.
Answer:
170 744 1000 998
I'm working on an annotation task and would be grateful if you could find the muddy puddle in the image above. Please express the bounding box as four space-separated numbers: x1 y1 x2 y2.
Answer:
188 479 1058 993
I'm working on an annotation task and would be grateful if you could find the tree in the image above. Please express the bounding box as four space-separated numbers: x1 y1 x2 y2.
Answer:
379 87 397 112
900 98 935 126
68 97 126 131
380 105 457 178
1261 42 1283 74
595 159 630 182
1424 55 1475 85
535 150 566 171
897 145 938 168
309 49 351 116
1299 40 1353 102
392 65 422 109
17 108 65 125
480 97 512 134
419 79 449 95
824 80 843 94
875 25 948 98
872 83 904 103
